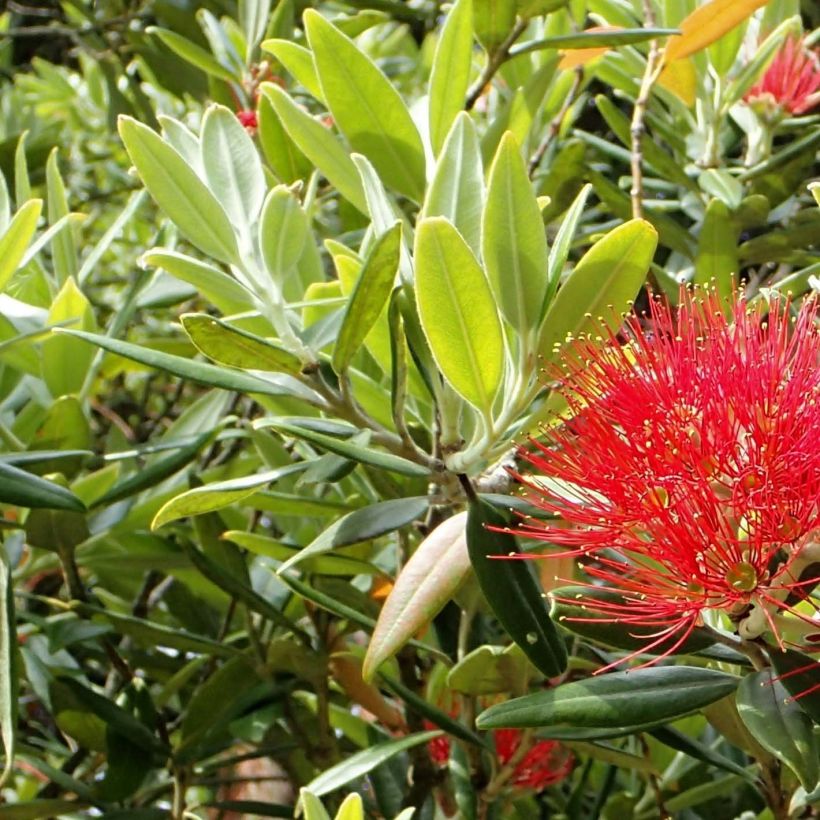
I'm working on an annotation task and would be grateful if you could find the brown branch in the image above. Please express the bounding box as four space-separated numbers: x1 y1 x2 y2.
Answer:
465 18 529 110
528 67 584 177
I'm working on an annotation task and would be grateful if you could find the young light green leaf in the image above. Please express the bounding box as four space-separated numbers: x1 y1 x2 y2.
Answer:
363 512 470 682
261 83 367 213
276 496 428 574
422 113 483 255
239 0 272 56
45 149 78 283
261 40 323 100
181 313 303 375
694 198 738 303
737 670 819 791
428 0 473 156
0 200 43 292
259 185 309 282
538 219 658 362
483 132 549 335
414 217 504 412
333 222 401 374
305 732 441 797
149 27 237 82
544 183 591 312
118 116 239 264
477 667 739 730
200 104 266 234
304 9 426 202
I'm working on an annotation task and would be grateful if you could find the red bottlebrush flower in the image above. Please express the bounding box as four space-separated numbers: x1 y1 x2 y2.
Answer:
427 731 451 766
513 292 820 668
745 36 820 116
236 109 259 132
495 729 573 791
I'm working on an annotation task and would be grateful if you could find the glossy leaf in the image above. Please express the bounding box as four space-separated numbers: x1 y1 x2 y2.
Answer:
276 496 428 573
333 222 402 374
428 0 473 156
770 649 820 725
261 83 367 213
414 217 504 412
737 670 819 791
477 667 739 730
0 462 85 511
483 132 549 335
304 10 426 201
305 731 441 797
467 498 566 677
363 512 470 681
665 0 769 62
447 643 532 696
537 219 658 362
181 313 303 375
118 117 239 264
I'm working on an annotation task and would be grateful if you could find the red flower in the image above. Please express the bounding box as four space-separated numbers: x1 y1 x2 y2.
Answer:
513 292 820 667
426 724 572 791
236 109 258 132
745 36 820 116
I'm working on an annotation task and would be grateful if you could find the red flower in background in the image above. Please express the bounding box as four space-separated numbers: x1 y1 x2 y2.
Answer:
427 724 572 792
513 292 820 666
236 109 259 132
745 36 820 116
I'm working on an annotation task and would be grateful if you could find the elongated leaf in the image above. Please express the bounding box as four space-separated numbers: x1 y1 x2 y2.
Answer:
277 497 428 573
363 512 470 681
151 465 304 529
537 219 657 361
57 329 295 397
305 731 441 797
428 0 473 156
45 149 78 283
477 667 739 730
149 27 237 81
770 649 820 725
544 183 591 311
467 499 566 677
255 419 429 477
737 670 819 791
649 726 757 781
423 113 483 255
300 790 331 820
0 200 42 292
414 217 504 412
304 10 426 202
694 198 738 302
181 314 303 375
93 431 212 508
665 0 769 62
0 554 16 789
0 462 85 511
333 222 401 374
483 132 548 336
118 117 239 264
261 83 367 213
512 27 679 57
259 185 309 282
261 40 323 100
0 800 90 819
200 104 266 233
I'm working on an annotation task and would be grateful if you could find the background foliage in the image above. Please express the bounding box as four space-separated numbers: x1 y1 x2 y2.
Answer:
0 0 819 818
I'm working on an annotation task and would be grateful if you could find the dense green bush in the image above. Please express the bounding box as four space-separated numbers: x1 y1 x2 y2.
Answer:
0 0 819 818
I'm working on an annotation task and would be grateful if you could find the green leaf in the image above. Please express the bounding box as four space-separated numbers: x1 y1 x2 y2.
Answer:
770 649 820 725
0 800 89 820
477 666 739 730
649 726 757 781
118 116 239 264
537 219 658 361
333 222 401 374
151 465 304 529
261 40 323 100
483 132 549 335
200 104 266 233
0 200 42 292
57 329 297 397
300 789 332 820
467 498 566 677
698 169 743 210
422 113 484 256
414 217 504 412
181 313 303 375
473 0 516 52
305 731 441 797
45 149 78 283
255 419 429 477
276 496 428 573
737 670 819 791
428 0 473 156
149 27 237 81
447 643 532 696
510 28 679 57
92 431 213 508
0 554 16 790
259 185 309 282
544 183 591 311
694 198 738 302
261 83 367 213
363 511 470 681
304 9 426 202
0 462 85 511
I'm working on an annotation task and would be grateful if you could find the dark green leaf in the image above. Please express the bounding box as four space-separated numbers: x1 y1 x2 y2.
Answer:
0 462 86 512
